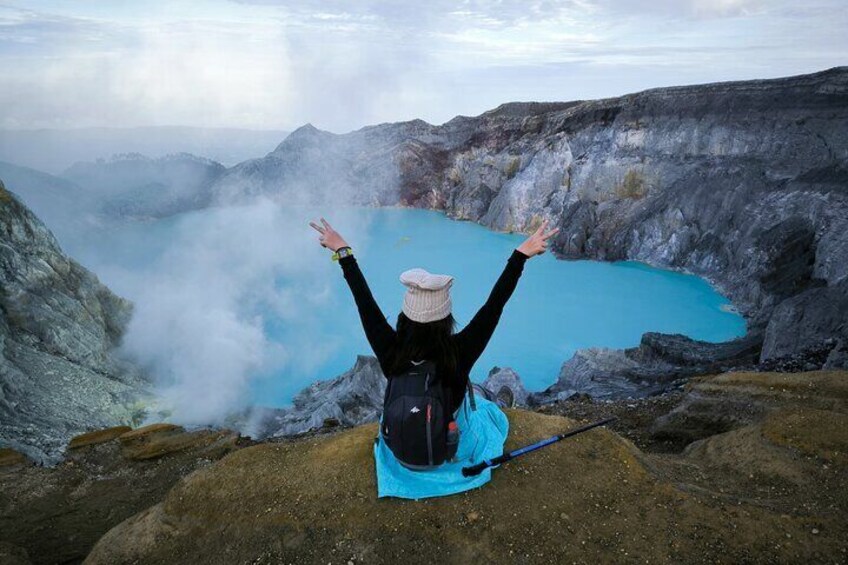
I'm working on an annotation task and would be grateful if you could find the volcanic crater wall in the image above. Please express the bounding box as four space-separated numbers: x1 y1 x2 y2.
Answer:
210 68 848 374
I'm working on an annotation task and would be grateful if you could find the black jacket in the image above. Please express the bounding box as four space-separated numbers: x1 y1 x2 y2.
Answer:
338 248 529 415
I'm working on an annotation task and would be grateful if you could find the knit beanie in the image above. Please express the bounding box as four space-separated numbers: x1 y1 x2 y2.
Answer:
399 267 454 323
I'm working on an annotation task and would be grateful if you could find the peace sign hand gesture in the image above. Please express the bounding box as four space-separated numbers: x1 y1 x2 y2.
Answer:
517 218 560 258
309 217 350 252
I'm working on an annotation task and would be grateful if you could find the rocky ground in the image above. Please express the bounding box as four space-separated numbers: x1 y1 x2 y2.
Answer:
538 390 688 453
0 424 245 565
1 369 845 564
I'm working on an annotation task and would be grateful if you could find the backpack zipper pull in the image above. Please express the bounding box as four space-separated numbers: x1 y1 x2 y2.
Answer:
425 373 430 391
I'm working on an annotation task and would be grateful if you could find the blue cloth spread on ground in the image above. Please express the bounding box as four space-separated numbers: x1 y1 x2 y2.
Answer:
374 394 509 499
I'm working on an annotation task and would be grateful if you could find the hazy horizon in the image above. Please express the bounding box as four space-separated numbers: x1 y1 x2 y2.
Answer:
2 59 842 135
0 125 290 173
3 63 844 174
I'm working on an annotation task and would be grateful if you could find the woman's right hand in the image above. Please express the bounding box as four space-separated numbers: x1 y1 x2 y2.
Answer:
517 218 559 257
309 217 350 252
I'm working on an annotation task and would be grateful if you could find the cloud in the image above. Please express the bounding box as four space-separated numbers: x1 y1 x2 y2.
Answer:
0 8 294 129
590 0 767 19
231 0 589 29
0 0 845 133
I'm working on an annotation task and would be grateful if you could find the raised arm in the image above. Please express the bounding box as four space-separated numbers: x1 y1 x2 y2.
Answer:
309 217 396 366
455 248 528 370
338 253 397 364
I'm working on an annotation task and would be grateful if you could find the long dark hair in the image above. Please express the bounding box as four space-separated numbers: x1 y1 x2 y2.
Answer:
386 311 460 378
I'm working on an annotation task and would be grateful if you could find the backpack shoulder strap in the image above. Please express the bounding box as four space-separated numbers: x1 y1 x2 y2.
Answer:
466 379 477 411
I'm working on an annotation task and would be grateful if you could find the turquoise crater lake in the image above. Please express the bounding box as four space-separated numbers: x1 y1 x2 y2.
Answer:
65 205 746 409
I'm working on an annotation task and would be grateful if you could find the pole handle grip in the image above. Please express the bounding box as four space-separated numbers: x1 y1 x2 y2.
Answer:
461 461 488 477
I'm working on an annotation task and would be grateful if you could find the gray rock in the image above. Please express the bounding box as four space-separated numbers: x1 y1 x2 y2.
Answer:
481 366 530 407
249 356 535 438
757 339 837 372
761 278 848 363
0 180 150 464
825 339 848 369
251 355 386 438
532 332 762 401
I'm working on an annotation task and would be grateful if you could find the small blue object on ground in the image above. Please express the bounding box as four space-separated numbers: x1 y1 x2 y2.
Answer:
374 394 509 499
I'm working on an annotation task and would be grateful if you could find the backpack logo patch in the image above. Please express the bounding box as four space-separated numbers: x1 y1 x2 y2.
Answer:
410 406 420 414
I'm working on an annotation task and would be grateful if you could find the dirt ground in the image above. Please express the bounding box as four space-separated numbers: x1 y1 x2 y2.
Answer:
3 371 847 564
85 407 847 564
0 426 244 564
536 390 688 452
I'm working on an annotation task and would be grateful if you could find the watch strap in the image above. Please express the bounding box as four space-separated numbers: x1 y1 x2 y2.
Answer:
332 246 353 261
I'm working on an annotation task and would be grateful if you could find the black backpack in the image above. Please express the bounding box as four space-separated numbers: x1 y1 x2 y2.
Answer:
380 359 476 470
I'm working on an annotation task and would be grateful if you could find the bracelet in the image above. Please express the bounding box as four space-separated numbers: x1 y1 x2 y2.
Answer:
332 246 353 261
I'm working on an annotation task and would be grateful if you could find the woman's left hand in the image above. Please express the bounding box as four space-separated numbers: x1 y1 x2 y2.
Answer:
309 217 350 252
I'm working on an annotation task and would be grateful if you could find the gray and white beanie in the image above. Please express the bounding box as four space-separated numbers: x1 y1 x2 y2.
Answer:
399 267 454 323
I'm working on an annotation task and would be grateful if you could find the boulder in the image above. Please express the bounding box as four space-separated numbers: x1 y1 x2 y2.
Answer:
825 339 848 369
761 279 848 364
481 366 530 406
0 448 31 469
68 426 133 450
533 331 762 401
117 423 239 461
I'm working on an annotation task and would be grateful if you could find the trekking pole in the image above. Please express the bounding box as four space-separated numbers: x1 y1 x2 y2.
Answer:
461 417 616 477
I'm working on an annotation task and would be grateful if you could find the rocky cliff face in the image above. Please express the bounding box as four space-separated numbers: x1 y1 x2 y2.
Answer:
210 68 848 395
0 180 150 463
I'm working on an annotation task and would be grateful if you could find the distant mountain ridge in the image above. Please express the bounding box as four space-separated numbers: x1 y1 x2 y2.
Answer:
0 126 287 174
62 152 225 219
76 151 223 166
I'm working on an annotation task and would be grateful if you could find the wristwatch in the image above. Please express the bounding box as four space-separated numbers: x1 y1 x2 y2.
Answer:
332 246 354 261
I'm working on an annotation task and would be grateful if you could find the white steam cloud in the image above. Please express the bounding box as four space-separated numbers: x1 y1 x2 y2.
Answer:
97 199 373 426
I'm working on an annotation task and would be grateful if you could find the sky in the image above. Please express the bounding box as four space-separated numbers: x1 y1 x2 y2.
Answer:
0 0 846 133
